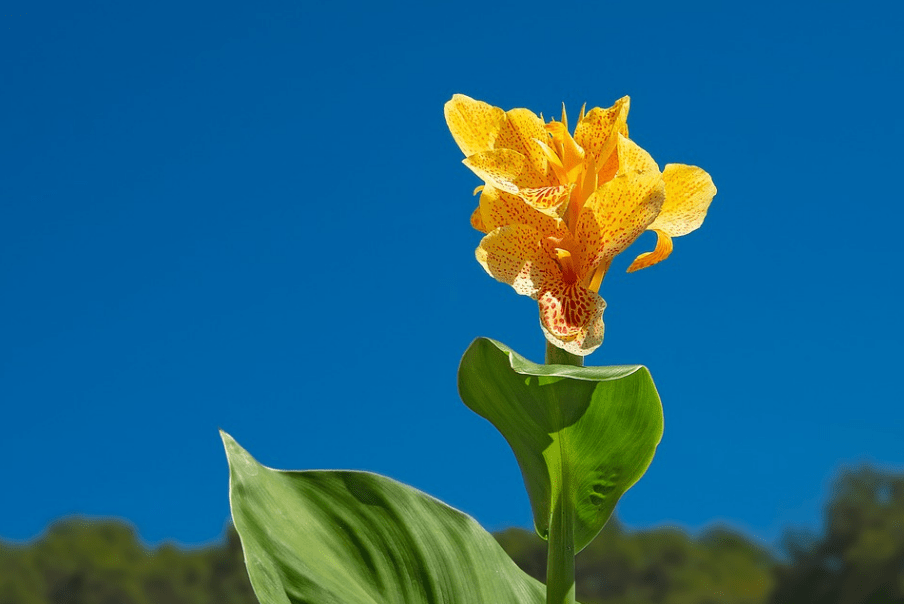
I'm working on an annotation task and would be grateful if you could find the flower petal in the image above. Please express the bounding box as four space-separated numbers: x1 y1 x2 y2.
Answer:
479 186 568 238
444 94 505 158
546 121 585 181
517 184 574 219
497 108 553 183
538 283 606 356
470 205 488 233
596 144 620 185
626 229 673 272
647 164 717 237
576 135 666 277
475 225 560 298
626 164 715 272
462 149 527 194
446 96 553 187
574 97 630 171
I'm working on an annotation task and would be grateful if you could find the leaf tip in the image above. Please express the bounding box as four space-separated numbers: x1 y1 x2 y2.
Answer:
219 430 250 467
219 429 236 450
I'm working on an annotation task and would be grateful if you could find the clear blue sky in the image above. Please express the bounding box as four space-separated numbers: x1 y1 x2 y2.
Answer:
2 0 902 550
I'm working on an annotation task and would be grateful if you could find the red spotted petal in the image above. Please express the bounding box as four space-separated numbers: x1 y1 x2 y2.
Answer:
475 225 561 298
537 282 606 356
479 186 569 238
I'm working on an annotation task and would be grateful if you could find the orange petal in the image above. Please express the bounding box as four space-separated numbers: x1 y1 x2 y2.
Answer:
648 164 717 237
546 121 585 181
596 145 619 185
538 282 606 356
627 229 674 272
576 135 666 276
444 94 505 158
475 225 561 298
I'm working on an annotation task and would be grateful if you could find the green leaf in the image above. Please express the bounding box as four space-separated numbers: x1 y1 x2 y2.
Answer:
457 338 664 553
221 431 549 604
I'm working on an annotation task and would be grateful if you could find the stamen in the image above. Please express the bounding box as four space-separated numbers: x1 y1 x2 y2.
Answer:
585 259 612 293
472 185 484 196
580 153 598 206
554 248 578 284
534 137 567 183
566 153 597 229
588 264 605 293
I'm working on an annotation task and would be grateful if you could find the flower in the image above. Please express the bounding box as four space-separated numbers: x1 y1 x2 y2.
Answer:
445 94 716 356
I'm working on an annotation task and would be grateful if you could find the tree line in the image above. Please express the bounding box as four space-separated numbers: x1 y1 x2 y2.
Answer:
2 466 902 604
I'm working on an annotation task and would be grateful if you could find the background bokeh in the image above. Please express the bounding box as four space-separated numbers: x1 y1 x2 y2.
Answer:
1 0 902 548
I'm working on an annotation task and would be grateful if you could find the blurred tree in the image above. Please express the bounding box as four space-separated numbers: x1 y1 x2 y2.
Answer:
495 516 774 603
0 540 45 604
3 468 903 604
771 467 904 604
0 519 258 604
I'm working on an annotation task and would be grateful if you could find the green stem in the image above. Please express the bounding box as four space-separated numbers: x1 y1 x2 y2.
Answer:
545 339 579 604
545 341 584 367
546 466 576 604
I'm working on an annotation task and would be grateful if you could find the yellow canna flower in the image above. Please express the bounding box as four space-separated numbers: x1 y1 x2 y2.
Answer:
444 94 716 356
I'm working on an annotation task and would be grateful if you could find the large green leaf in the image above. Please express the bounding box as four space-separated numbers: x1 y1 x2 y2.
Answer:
457 338 664 553
222 431 550 604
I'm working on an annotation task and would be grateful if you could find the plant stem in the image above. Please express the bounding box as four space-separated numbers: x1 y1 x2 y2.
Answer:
546 465 576 604
545 339 579 604
545 341 584 367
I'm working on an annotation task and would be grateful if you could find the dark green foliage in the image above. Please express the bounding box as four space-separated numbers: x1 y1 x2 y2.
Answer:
0 519 257 604
770 467 904 604
2 467 903 604
495 467 904 603
495 518 774 604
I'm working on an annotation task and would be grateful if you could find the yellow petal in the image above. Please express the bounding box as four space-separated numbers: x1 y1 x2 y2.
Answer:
538 283 606 356
576 135 666 276
462 149 527 194
517 184 574 219
573 96 630 171
627 229 673 272
470 205 488 233
614 131 658 177
479 186 568 238
533 137 568 183
475 225 561 298
647 164 717 237
585 258 611 293
496 108 553 184
445 96 552 186
545 121 585 181
444 94 505 158
596 145 619 185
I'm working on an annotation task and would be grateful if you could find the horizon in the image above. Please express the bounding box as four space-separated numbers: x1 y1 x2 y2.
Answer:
2 0 902 552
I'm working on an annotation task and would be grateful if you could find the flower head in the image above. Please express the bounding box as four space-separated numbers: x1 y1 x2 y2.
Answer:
445 94 716 356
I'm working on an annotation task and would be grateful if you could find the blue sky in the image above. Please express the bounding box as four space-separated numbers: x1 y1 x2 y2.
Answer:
2 0 902 550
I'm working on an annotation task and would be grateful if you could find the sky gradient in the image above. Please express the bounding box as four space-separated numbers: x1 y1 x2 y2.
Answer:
2 0 903 550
